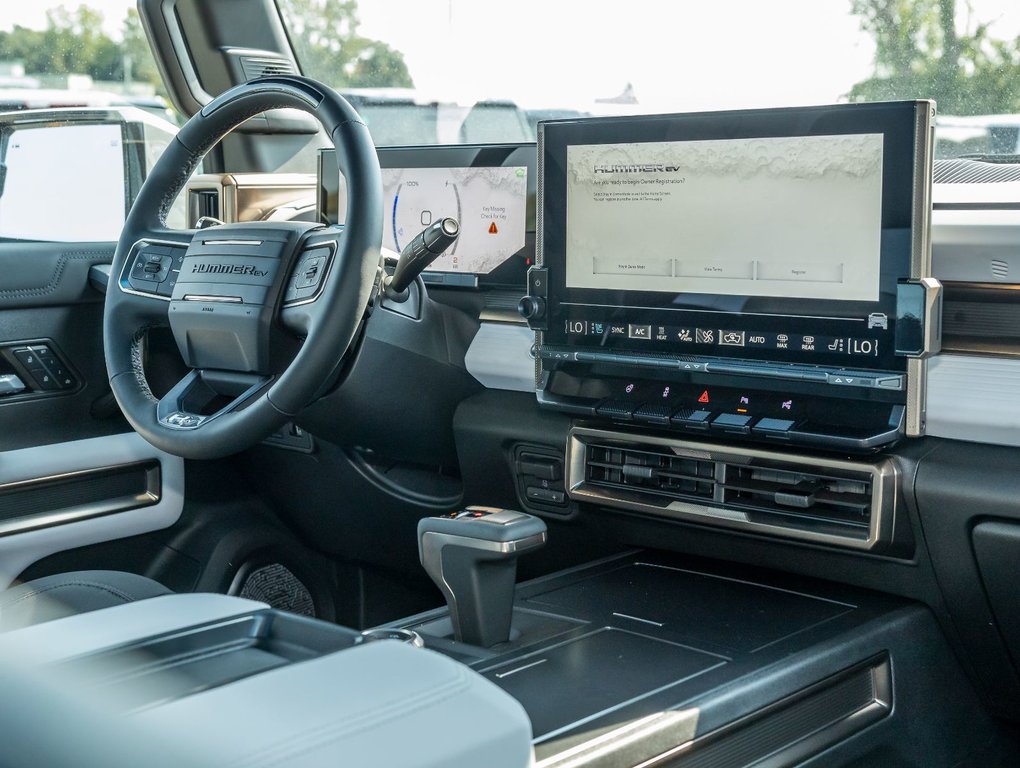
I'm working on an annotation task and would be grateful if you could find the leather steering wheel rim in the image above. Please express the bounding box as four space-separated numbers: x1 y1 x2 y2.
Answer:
103 76 382 459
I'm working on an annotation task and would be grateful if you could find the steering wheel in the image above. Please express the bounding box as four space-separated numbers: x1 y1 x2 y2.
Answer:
104 76 382 459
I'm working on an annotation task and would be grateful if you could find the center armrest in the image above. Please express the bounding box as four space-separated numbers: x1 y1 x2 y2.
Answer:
0 594 535 768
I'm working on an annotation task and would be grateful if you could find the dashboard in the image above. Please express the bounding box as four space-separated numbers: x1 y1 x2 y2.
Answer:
185 102 1016 464
270 101 1019 566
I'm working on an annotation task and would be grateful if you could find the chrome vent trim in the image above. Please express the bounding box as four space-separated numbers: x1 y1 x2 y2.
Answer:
934 158 1020 185
567 427 897 551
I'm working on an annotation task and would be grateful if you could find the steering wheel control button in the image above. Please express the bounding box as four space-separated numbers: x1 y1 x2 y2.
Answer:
129 247 174 286
129 259 156 283
121 242 188 298
157 276 178 297
283 246 333 305
296 257 325 289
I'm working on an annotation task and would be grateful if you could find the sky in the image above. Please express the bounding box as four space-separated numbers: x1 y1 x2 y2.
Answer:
3 0 1020 112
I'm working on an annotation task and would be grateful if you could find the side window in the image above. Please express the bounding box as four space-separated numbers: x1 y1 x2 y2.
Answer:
0 123 127 242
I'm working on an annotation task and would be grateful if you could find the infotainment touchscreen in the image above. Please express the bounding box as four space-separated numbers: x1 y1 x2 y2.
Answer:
565 134 883 303
539 102 932 373
319 144 536 288
528 101 938 450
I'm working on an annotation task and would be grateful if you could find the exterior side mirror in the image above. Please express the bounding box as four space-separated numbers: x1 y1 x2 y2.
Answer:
0 107 181 241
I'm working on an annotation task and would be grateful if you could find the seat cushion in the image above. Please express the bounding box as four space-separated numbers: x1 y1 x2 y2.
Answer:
0 570 172 632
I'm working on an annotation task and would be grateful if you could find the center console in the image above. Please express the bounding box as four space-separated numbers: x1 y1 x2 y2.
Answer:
522 101 941 452
392 550 997 768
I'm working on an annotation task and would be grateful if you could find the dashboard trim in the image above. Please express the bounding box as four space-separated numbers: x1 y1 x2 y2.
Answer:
906 102 937 437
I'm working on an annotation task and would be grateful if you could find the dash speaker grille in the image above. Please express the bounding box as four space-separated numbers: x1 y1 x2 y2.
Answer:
238 563 315 617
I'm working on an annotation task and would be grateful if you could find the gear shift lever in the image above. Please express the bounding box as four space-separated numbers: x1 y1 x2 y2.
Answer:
383 216 459 301
418 507 547 647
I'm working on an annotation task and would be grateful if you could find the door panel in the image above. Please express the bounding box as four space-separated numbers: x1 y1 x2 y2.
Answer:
0 242 124 452
0 432 184 589
0 244 114 309
0 243 187 582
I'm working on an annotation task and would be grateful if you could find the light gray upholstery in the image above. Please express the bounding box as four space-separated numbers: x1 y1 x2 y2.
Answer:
136 639 535 768
0 569 172 632
0 593 536 768
0 593 268 662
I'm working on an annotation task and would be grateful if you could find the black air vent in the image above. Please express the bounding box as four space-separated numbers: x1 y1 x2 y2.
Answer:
189 189 220 223
575 435 885 547
484 291 527 312
724 466 872 530
587 444 717 502
238 54 297 82
934 158 1020 184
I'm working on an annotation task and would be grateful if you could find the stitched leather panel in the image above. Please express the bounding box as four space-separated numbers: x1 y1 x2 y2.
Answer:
0 244 113 308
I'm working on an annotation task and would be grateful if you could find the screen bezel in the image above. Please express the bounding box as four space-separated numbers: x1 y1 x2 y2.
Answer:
539 102 928 373
318 143 536 290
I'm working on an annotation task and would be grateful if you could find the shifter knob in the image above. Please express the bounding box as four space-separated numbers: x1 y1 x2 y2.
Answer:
418 507 547 647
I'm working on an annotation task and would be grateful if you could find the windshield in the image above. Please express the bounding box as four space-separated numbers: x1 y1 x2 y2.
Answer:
277 0 1020 158
2 0 1019 156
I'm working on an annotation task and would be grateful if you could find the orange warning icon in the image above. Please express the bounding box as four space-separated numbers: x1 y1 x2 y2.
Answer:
698 390 710 403
488 222 498 234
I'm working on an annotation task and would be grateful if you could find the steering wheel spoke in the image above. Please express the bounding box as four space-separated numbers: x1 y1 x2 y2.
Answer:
156 369 272 431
